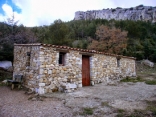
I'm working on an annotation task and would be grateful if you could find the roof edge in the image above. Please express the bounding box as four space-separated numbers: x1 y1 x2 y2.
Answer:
14 43 136 60
14 43 42 46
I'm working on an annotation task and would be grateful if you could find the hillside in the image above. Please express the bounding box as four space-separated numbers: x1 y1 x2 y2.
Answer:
0 18 156 62
74 5 156 23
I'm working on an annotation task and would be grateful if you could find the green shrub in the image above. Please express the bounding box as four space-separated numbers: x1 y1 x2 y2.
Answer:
82 107 93 115
120 76 144 83
145 80 156 85
117 109 125 113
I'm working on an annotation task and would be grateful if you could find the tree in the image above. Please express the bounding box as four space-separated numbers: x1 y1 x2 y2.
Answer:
0 12 37 61
88 25 128 54
46 19 73 46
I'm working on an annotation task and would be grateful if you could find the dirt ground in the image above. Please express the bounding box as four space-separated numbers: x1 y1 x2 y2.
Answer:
0 80 156 117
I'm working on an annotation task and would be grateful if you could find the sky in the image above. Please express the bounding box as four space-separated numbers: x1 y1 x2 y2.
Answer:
0 0 156 27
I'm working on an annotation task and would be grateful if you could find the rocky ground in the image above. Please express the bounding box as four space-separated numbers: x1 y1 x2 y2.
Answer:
0 80 156 117
0 86 73 117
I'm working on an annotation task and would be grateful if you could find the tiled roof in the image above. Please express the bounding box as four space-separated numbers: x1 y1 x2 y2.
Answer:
14 43 136 60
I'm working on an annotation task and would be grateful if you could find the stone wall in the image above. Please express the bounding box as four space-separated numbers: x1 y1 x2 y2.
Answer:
38 46 82 93
120 58 136 77
74 5 156 23
13 44 136 94
13 45 40 91
90 54 136 84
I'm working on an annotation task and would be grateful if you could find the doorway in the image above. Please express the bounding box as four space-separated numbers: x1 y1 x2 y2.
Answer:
82 55 90 86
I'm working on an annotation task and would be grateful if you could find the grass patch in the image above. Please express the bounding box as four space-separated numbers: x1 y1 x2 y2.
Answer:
130 109 147 117
0 69 12 87
145 80 156 85
101 101 110 107
0 76 12 82
136 62 156 74
117 109 125 113
146 100 156 115
116 110 146 117
81 107 94 115
115 109 126 117
0 69 12 82
116 113 125 117
116 100 156 117
120 76 144 83
0 82 6 86
121 76 156 85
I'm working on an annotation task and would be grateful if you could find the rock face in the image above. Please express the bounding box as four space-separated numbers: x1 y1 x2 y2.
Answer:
74 5 156 23
13 43 136 94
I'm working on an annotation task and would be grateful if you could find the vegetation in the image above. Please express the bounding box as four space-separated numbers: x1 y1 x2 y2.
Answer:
116 100 156 117
146 100 156 115
81 107 94 115
145 80 156 85
120 76 156 85
73 107 94 116
0 69 12 82
0 69 12 86
101 101 110 107
0 23 37 61
0 19 156 62
120 76 144 83
88 25 128 54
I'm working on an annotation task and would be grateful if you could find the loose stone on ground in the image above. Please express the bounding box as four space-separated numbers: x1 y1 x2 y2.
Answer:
0 82 156 117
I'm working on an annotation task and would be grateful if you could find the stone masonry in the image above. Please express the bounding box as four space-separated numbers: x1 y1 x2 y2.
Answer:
13 43 136 94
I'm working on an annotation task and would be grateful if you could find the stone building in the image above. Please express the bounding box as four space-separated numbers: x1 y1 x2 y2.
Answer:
13 43 136 94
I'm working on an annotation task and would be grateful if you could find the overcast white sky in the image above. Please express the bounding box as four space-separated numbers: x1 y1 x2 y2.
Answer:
0 0 156 27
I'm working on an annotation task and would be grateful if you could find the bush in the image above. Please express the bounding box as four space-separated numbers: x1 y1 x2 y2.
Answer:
82 108 93 115
120 76 144 83
145 80 156 85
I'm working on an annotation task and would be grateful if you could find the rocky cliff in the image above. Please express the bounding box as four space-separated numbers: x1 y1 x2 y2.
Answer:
74 5 156 22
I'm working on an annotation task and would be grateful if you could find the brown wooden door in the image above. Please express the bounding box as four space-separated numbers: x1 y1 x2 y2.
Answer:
82 55 90 86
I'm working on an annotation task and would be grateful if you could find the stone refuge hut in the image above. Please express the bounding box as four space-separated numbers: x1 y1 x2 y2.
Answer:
13 43 136 94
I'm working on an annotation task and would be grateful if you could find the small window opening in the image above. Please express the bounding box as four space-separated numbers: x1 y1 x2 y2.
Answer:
59 52 66 65
26 52 31 66
117 58 120 67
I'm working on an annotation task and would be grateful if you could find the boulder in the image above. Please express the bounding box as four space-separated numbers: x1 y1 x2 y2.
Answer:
141 59 154 67
0 61 12 70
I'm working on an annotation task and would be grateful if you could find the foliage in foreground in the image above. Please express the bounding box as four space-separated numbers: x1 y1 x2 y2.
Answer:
145 80 156 85
82 107 94 115
73 107 94 116
120 76 144 83
120 76 156 85
0 70 12 82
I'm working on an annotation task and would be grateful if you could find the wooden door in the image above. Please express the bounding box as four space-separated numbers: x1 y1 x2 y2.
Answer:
82 55 90 86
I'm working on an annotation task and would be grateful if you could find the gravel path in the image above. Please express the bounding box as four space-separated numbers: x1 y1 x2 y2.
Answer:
0 86 73 117
0 82 156 117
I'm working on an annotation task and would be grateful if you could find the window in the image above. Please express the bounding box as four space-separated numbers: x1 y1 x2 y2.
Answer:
117 58 120 67
59 52 66 65
26 52 31 66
